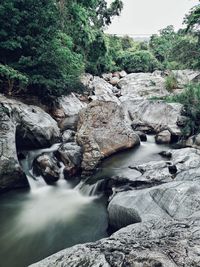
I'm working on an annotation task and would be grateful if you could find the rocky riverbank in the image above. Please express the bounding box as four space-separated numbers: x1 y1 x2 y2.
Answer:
1 69 200 266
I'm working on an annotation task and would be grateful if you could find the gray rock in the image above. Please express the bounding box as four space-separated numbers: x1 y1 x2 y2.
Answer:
119 70 127 78
155 130 171 144
101 73 113 81
109 77 120 86
57 142 82 177
77 100 140 171
89 77 120 103
0 105 28 191
122 99 182 136
109 147 200 229
54 93 87 131
33 153 60 184
108 180 200 228
30 217 200 267
118 72 169 99
0 94 61 190
186 134 200 149
61 130 76 143
172 69 200 87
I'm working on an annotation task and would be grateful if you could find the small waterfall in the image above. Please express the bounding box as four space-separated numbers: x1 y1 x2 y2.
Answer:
76 180 105 196
20 143 61 191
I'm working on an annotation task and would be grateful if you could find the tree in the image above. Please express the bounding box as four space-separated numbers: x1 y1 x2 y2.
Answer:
117 50 161 73
0 0 84 97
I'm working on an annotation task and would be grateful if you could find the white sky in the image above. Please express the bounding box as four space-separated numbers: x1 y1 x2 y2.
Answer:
106 0 199 36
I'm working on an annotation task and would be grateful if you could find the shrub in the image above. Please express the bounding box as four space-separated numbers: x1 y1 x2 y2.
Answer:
165 73 178 92
0 64 28 96
117 50 162 73
167 83 200 136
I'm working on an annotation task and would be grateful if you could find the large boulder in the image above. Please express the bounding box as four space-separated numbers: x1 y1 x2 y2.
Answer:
53 93 87 131
30 217 200 267
88 77 120 103
0 94 61 191
122 99 183 136
77 100 140 171
109 147 200 230
108 180 200 230
57 142 82 178
0 105 28 192
0 95 60 149
118 72 169 99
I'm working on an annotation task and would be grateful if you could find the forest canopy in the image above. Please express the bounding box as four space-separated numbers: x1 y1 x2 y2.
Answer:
0 0 199 98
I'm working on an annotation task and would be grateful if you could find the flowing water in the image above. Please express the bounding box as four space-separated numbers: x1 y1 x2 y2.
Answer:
0 135 169 267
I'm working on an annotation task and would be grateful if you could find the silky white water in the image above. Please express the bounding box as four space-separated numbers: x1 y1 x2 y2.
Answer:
0 136 169 267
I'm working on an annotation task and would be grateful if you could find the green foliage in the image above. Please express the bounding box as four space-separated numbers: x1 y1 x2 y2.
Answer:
117 50 161 73
0 64 28 95
167 83 200 136
0 0 123 97
165 73 178 92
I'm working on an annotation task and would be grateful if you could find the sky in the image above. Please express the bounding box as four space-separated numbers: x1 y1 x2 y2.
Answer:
106 0 199 36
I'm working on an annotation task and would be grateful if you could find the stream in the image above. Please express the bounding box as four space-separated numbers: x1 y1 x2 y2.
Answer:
0 135 168 267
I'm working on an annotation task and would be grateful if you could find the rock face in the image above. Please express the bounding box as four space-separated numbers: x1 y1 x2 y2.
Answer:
108 147 200 230
118 72 169 99
123 99 183 136
0 105 28 191
77 100 140 171
30 217 200 267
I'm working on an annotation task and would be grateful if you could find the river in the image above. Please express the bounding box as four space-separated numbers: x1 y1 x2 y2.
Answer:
0 135 168 267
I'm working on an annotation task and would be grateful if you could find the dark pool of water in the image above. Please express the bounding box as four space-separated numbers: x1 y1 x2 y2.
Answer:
0 183 108 267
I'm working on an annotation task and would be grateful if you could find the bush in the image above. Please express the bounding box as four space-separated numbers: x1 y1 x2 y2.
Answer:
165 73 178 92
0 64 28 96
117 50 162 73
167 83 200 136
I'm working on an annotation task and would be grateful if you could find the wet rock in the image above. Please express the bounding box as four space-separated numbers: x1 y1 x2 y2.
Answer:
77 100 140 171
135 131 147 141
0 105 28 191
61 130 76 143
57 142 82 178
159 151 172 159
168 164 177 175
33 153 60 184
30 217 200 267
155 130 171 144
